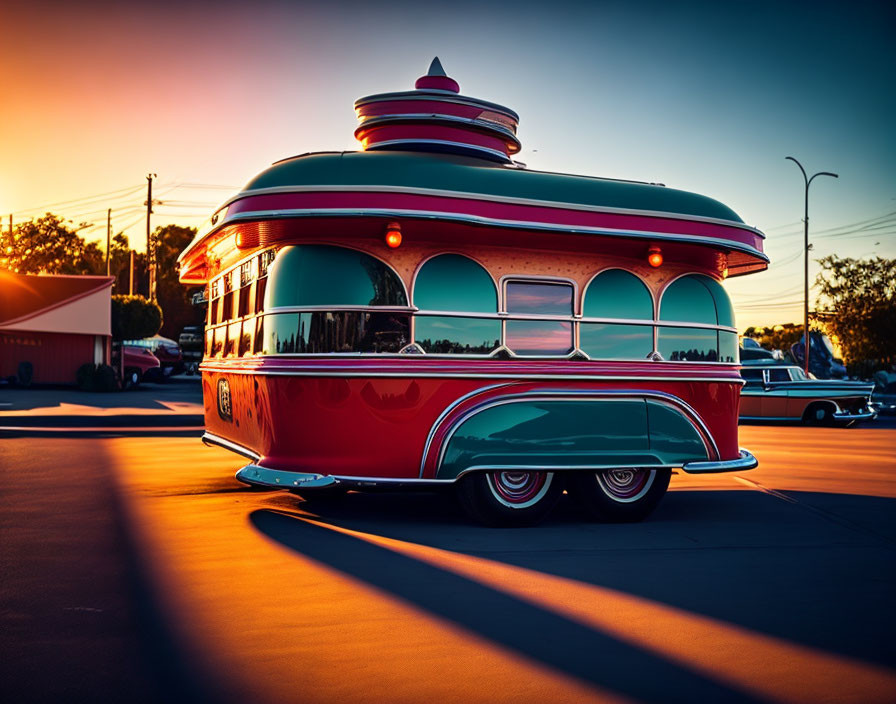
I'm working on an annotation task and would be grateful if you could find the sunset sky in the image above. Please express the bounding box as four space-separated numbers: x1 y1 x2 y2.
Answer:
1 0 893 328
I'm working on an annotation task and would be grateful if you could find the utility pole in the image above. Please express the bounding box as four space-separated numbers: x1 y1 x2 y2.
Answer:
785 157 838 377
129 251 135 295
145 172 157 300
106 208 112 276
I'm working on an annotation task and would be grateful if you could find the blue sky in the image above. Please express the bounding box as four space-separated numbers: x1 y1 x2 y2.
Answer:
2 0 893 327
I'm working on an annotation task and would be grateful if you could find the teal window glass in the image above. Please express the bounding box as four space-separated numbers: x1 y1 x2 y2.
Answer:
506 320 573 355
583 270 653 320
414 254 497 312
718 331 738 363
415 317 501 354
580 323 653 359
659 276 718 324
701 277 736 328
657 326 718 361
264 245 407 309
261 312 409 354
506 281 572 315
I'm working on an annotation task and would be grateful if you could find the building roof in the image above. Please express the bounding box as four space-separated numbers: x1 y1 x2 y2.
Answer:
243 150 745 223
0 271 114 328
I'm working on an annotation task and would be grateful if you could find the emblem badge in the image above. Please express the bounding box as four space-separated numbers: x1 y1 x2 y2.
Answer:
217 378 233 421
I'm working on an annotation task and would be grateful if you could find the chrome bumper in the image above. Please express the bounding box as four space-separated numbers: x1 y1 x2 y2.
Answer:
235 464 339 490
832 408 878 423
681 448 758 474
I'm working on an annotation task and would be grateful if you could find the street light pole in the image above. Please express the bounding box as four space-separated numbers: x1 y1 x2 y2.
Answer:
785 156 838 377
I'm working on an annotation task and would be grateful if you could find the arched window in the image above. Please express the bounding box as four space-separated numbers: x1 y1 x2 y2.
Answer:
265 244 407 308
657 274 737 363
413 254 500 355
580 269 654 359
259 245 409 354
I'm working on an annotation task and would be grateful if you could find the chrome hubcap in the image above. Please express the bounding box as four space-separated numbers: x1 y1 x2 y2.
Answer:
596 468 655 503
486 471 553 509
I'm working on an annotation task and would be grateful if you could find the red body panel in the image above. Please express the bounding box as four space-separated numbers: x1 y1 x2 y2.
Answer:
227 191 764 253
201 358 741 479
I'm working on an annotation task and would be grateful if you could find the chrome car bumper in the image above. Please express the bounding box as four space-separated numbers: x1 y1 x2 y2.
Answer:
681 448 758 474
236 464 339 490
832 408 878 423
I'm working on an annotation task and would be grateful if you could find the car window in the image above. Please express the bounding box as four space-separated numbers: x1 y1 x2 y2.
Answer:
740 369 764 387
767 368 790 383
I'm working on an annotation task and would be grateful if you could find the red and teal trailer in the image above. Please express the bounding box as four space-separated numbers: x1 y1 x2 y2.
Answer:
178 58 768 525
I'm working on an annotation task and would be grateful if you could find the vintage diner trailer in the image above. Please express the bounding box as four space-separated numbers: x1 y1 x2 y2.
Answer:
178 59 767 525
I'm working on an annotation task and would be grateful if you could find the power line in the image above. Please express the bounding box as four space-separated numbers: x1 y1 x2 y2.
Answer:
10 183 150 216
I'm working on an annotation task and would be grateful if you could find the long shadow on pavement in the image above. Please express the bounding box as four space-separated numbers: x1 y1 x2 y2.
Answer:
251 506 768 704
255 488 896 673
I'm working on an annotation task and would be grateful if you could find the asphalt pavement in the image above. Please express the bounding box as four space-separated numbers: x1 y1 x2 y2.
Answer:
1 418 894 703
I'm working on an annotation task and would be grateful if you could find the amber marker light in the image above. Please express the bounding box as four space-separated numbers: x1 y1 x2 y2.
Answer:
385 222 402 248
647 245 663 268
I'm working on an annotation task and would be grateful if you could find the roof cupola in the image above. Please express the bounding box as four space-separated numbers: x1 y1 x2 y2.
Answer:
354 57 521 163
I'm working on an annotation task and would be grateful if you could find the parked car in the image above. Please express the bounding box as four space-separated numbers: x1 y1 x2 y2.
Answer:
123 335 184 377
739 361 876 425
117 345 162 388
178 325 204 375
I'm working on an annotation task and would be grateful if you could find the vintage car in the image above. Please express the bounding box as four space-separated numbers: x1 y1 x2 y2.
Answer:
123 334 184 377
115 345 161 389
178 59 768 525
739 362 876 425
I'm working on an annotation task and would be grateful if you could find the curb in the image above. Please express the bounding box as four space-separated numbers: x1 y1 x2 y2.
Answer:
0 414 205 429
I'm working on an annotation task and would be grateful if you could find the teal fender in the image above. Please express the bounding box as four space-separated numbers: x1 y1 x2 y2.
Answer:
436 396 712 480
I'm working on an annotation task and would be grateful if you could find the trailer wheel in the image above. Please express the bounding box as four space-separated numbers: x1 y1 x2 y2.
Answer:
124 368 141 390
569 468 670 523
803 402 834 426
456 470 563 526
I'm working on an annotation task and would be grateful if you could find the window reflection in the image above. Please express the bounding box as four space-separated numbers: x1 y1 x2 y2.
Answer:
580 323 653 359
505 281 573 315
506 320 573 356
266 245 407 308
657 326 718 361
660 276 717 325
261 312 409 354
718 331 738 363
415 317 500 354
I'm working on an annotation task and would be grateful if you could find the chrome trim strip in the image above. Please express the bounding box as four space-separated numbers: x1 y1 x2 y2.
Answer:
417 383 513 478
217 208 769 263
203 432 261 462
199 367 744 384
356 113 520 141
214 184 766 236
366 139 513 161
681 448 757 474
266 305 417 314
354 92 521 120
453 463 682 477
235 464 338 489
427 389 718 479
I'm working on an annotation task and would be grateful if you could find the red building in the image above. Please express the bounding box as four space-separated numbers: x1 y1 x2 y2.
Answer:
0 271 113 385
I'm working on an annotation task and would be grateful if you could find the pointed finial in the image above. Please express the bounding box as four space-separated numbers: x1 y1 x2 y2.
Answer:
427 57 447 77
415 57 460 93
